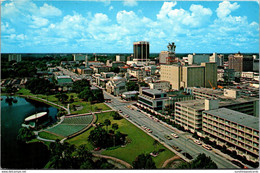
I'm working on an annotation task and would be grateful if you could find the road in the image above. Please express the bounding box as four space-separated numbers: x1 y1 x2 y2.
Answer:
103 91 238 169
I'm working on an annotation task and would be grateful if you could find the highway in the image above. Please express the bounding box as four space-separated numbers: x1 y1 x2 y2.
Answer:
103 91 239 169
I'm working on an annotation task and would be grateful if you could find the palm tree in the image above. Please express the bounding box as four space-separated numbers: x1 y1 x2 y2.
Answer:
104 119 111 131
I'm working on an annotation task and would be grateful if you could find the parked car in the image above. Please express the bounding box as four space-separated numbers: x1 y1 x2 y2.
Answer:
172 145 182 152
171 133 179 138
193 139 202 145
164 135 172 140
202 144 212 150
183 152 193 160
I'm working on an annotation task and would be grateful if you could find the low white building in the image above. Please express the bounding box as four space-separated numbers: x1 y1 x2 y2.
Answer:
148 81 171 91
241 72 254 79
122 91 139 100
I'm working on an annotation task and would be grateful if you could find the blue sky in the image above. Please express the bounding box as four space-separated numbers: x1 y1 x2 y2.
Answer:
1 0 259 53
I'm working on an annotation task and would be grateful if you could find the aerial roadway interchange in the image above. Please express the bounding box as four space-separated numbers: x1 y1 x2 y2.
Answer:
102 90 238 169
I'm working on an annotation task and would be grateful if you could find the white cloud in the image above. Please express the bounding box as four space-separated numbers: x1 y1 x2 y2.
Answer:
123 0 137 7
216 1 240 18
1 22 16 34
157 1 177 20
29 16 49 28
109 6 113 11
39 3 62 17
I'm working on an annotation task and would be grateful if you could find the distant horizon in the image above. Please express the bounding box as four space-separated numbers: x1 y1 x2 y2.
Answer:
1 0 259 53
1 52 259 55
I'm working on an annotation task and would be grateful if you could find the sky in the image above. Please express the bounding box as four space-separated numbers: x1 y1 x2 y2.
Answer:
1 0 259 53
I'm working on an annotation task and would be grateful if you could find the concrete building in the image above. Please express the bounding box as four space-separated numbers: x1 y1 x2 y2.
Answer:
127 68 146 81
116 55 126 62
8 54 22 62
209 53 224 66
148 81 171 91
93 66 109 73
184 87 259 116
188 53 209 65
122 91 139 100
217 69 235 82
112 61 125 68
73 54 86 61
76 67 92 75
241 72 254 79
228 53 254 72
203 108 259 162
138 89 168 110
160 63 217 90
159 51 175 64
106 76 126 96
133 41 149 63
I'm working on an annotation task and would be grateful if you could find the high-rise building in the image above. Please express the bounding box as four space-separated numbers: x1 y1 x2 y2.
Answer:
209 53 224 66
228 53 253 72
133 41 149 63
160 62 217 90
8 54 22 62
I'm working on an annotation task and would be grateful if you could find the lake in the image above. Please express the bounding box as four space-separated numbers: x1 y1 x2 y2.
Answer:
1 96 58 169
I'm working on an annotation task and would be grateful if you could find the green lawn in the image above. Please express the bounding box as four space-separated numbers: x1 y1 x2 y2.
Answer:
17 88 33 95
38 131 64 140
66 111 175 168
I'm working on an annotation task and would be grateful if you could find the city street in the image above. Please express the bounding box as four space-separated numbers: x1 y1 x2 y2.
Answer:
103 91 239 169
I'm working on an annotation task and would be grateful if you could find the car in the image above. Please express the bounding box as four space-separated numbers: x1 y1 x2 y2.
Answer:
193 139 202 145
148 130 153 133
164 135 172 140
202 144 212 150
171 133 179 138
118 110 123 113
172 145 182 152
94 147 101 151
137 109 141 112
141 125 147 130
125 115 129 118
183 152 193 160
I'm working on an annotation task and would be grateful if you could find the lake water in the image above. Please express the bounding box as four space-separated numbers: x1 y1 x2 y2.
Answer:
1 96 58 169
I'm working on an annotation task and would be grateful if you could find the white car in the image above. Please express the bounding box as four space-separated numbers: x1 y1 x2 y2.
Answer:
171 133 179 138
193 139 202 145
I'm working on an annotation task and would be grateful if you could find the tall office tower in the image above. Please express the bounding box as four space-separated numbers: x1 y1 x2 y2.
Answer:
133 41 149 63
209 52 224 66
228 52 253 72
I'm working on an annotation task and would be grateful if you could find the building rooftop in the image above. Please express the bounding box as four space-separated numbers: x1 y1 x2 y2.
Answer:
122 91 139 95
204 108 259 130
143 89 166 95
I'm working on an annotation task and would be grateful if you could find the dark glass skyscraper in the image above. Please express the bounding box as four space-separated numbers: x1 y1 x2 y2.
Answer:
133 41 149 62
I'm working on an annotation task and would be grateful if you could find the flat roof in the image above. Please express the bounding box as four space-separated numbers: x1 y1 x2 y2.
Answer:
143 89 166 95
204 108 259 130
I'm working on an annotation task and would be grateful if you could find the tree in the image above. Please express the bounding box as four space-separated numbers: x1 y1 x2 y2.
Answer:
104 119 111 131
132 154 156 169
126 81 139 91
88 127 111 148
17 127 36 143
177 153 218 169
78 87 93 101
110 111 122 120
26 78 54 94
72 79 90 93
112 123 119 131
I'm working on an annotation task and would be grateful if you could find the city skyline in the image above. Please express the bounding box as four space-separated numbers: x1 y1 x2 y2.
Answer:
1 0 259 53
